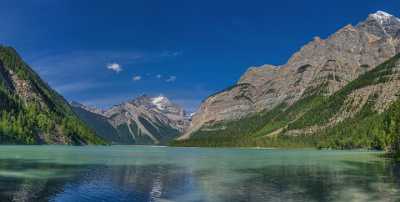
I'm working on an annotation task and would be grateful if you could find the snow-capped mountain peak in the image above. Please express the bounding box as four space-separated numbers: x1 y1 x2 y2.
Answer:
151 95 170 110
370 11 399 24
72 94 190 145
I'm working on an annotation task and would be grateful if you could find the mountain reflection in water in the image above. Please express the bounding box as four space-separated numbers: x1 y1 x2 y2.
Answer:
0 146 398 202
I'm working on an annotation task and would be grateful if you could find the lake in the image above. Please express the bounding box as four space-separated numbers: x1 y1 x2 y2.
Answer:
0 146 398 202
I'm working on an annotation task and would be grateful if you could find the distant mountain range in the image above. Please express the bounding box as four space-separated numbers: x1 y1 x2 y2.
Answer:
174 11 400 152
72 95 190 145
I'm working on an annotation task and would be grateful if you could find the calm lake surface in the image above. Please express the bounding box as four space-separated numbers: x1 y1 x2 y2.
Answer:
0 146 399 202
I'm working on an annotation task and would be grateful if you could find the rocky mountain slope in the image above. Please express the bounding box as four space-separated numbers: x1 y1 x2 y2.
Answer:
175 11 400 151
72 95 190 145
0 46 105 145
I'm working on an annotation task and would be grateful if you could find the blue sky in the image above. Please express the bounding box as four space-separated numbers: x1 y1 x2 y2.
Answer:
0 0 398 111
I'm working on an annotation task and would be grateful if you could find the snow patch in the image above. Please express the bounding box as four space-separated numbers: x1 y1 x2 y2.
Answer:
151 96 168 110
370 11 399 24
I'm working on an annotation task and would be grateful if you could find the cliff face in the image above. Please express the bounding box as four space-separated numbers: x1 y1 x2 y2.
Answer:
181 11 400 140
0 46 105 145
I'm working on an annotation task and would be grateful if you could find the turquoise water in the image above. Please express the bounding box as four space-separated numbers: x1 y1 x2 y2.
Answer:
0 146 398 202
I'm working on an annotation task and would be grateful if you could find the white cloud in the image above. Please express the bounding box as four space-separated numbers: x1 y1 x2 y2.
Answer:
132 75 142 81
165 76 176 82
107 63 122 73
156 74 163 79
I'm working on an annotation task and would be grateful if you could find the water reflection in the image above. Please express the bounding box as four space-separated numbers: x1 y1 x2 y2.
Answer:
226 161 400 202
0 147 398 202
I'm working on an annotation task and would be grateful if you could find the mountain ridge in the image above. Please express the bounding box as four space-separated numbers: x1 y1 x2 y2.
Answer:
175 11 400 153
181 10 400 140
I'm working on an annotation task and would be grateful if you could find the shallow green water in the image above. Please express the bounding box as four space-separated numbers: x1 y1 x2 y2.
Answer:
0 146 398 202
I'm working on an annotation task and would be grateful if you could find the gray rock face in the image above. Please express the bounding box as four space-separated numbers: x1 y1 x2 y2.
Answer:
181 11 400 139
73 95 190 144
357 11 400 38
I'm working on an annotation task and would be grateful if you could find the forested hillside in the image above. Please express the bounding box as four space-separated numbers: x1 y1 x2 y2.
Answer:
0 46 105 145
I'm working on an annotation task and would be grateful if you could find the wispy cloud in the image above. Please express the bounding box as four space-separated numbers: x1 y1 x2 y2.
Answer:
173 98 202 112
107 63 122 73
132 75 142 81
156 74 163 79
53 81 109 94
165 76 177 82
81 95 138 109
29 50 144 79
29 49 183 80
160 51 183 57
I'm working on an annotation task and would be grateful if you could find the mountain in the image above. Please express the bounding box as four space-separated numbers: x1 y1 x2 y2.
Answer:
70 101 121 143
72 95 190 145
0 46 105 145
175 11 400 152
